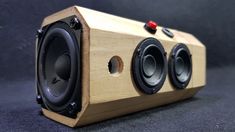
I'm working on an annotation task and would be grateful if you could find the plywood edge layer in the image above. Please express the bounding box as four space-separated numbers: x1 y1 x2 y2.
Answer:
75 6 188 44
42 108 77 127
76 87 202 126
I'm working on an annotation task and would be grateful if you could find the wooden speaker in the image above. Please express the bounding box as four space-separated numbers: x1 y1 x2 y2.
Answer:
36 6 206 127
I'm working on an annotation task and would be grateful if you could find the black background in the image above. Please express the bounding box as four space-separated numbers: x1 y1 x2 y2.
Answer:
0 0 235 131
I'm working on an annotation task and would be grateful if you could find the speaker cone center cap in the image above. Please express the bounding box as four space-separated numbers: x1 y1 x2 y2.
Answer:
175 57 185 75
55 54 71 80
143 55 156 77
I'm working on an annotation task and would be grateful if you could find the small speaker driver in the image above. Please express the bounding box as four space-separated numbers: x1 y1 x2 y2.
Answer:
37 19 82 117
132 38 167 94
169 43 192 89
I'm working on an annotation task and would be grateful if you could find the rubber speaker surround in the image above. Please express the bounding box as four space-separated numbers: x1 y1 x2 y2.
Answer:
37 20 81 117
132 38 167 94
169 43 192 89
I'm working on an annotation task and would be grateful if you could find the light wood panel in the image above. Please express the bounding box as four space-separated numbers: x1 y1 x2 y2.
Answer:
77 87 202 126
38 6 206 127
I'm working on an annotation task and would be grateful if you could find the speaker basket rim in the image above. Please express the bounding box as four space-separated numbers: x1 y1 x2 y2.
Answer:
36 16 82 118
168 43 192 89
132 37 167 94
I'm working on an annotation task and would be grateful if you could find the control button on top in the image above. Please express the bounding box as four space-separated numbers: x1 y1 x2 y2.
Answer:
162 27 174 38
144 20 158 34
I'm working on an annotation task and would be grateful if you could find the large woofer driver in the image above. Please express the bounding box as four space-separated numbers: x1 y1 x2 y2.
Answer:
37 20 81 117
169 43 192 89
132 38 167 94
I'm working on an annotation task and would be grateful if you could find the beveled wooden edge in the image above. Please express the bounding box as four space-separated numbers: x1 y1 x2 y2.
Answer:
42 86 202 127
42 108 77 127
39 6 91 127
75 86 203 126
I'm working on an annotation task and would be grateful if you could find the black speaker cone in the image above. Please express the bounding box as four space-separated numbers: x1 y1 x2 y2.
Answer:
37 21 81 116
169 43 192 89
143 55 156 77
55 53 71 81
132 38 167 94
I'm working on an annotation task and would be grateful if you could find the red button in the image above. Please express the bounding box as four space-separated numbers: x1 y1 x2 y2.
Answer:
147 21 157 30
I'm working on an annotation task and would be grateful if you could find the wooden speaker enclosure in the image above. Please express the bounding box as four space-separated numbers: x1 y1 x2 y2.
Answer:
36 6 206 127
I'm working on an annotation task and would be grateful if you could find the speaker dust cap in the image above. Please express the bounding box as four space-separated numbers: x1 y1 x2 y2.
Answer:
132 38 167 94
37 18 82 117
169 43 192 89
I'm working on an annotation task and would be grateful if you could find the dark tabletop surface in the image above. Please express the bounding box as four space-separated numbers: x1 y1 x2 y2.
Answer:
0 66 234 132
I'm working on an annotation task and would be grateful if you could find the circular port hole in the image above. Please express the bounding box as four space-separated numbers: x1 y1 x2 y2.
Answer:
108 56 123 76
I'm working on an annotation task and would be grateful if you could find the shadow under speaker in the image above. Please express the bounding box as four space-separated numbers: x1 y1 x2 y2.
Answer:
36 6 206 127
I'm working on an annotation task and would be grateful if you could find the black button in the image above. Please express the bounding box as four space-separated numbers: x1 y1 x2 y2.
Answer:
162 27 174 38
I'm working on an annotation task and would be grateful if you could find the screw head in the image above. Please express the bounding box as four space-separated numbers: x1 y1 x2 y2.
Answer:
137 48 142 57
164 52 167 56
36 95 42 104
67 102 77 115
70 17 81 29
36 29 43 38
